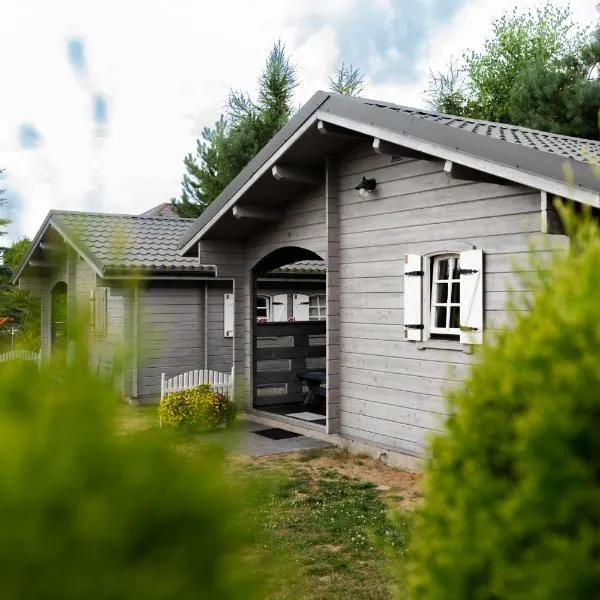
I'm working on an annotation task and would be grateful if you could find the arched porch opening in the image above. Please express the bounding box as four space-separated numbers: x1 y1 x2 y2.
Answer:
251 246 328 428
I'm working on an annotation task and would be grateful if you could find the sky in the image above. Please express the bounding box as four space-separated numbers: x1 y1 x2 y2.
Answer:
1 0 598 243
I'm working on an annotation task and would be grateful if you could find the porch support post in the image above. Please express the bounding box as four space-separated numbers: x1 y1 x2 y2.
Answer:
325 155 341 434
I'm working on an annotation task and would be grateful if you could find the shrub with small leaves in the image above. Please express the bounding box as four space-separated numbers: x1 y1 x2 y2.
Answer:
159 384 238 430
408 204 600 600
0 334 259 600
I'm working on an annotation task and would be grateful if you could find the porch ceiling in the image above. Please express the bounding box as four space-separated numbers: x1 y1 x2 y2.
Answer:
201 122 368 240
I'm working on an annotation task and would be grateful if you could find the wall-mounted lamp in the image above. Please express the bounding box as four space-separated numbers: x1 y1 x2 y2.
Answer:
355 176 377 197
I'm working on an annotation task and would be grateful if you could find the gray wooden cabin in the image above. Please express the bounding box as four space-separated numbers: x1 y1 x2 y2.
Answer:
13 211 325 401
177 91 600 468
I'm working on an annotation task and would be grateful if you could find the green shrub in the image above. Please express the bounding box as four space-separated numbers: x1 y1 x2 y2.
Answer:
159 384 238 430
408 206 600 600
0 338 258 600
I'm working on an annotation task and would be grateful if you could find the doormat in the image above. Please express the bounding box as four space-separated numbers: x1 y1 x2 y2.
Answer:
253 428 302 440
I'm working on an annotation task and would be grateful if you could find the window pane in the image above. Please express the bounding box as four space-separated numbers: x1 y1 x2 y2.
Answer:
435 306 447 328
451 258 460 280
451 282 460 303
449 306 460 329
437 259 449 280
436 282 448 303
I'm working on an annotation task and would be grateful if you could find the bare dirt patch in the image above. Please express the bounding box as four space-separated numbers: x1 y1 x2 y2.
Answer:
253 447 422 511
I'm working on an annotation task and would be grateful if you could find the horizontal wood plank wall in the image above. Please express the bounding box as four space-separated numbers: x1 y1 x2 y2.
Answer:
337 151 568 457
206 282 233 372
198 240 245 403
137 283 204 398
74 259 121 390
243 186 326 408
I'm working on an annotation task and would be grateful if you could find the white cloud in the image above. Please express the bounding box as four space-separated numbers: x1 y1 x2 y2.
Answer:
0 0 597 242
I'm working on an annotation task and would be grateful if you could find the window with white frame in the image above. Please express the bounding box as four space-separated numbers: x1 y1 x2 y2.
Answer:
430 254 461 337
309 294 326 321
403 249 484 345
256 295 271 322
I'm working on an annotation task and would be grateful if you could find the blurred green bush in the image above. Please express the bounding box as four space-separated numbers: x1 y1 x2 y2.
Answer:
408 205 600 599
0 338 258 600
159 385 238 430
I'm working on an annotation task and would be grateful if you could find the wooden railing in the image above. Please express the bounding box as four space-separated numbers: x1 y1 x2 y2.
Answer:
254 321 326 407
161 368 234 400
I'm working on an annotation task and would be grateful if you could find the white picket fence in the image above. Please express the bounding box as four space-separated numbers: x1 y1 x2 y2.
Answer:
160 367 234 400
0 350 41 366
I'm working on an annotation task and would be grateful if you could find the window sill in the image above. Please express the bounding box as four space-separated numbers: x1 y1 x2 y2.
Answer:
415 339 472 353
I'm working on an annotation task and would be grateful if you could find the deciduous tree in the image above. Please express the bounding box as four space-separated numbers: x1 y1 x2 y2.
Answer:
426 5 599 138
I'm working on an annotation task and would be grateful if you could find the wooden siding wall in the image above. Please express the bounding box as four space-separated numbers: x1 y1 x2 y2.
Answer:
336 145 569 456
136 283 204 398
242 186 327 408
198 240 246 402
206 282 233 372
19 252 128 391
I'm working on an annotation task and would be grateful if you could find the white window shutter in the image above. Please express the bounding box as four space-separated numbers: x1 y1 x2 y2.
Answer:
272 294 288 322
89 289 96 332
223 293 234 337
459 249 483 345
95 287 107 337
404 254 423 341
293 293 309 321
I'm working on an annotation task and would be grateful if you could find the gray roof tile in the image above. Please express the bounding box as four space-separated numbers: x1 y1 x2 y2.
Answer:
52 211 210 273
361 100 600 162
272 260 325 274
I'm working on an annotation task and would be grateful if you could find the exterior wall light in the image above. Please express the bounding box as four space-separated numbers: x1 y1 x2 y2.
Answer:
355 177 377 197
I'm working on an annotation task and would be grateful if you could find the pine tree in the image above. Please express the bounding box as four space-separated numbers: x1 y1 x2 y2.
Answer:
172 42 367 218
329 63 366 97
171 41 298 217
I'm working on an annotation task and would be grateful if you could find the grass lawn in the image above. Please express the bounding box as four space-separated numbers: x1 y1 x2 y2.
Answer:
120 405 419 600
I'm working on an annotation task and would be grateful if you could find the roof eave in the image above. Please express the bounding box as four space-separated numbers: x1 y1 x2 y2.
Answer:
316 98 600 207
12 212 105 285
11 211 55 285
176 94 600 251
102 266 216 278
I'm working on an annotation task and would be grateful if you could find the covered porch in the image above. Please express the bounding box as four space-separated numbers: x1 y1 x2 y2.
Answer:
251 248 328 430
